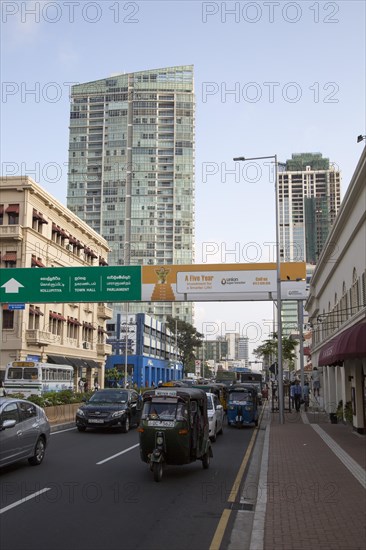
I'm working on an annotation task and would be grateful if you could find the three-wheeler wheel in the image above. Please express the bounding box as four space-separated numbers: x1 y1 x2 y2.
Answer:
153 462 163 482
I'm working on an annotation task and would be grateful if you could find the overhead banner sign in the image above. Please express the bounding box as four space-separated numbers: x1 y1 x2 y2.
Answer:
0 262 306 303
141 262 307 302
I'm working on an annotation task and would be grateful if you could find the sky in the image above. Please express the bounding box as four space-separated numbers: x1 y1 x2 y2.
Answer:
1 0 365 359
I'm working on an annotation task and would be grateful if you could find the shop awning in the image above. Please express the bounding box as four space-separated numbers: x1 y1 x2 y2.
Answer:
67 357 89 369
318 322 366 366
47 355 73 366
85 360 101 369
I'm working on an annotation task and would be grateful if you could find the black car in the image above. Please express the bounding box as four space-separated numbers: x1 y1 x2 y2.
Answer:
75 389 142 433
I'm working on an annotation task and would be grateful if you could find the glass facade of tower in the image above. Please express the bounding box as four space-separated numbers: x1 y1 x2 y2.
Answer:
278 153 341 264
67 66 195 323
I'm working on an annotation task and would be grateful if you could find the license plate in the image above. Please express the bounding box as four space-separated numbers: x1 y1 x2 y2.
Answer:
147 420 175 428
88 419 104 424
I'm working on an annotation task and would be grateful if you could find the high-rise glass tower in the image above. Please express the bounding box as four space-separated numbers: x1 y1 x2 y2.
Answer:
67 66 195 323
278 153 341 334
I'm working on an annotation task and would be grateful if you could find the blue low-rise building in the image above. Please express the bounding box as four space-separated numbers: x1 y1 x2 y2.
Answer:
105 313 183 387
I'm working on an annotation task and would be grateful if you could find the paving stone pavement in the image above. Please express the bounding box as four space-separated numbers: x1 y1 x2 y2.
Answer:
263 409 366 550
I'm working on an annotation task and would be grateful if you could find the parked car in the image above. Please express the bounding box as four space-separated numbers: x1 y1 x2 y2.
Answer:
206 392 224 442
75 388 142 432
0 397 50 467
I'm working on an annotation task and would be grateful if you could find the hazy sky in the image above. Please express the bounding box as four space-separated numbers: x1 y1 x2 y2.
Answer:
2 1 365 358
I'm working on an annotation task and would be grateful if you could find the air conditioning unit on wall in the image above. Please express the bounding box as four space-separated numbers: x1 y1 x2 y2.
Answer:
66 244 73 252
83 342 90 349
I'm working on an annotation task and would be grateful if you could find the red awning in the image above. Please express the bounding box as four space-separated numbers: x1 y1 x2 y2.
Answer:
0 205 4 214
31 257 45 268
83 322 96 330
67 318 81 326
49 312 66 321
29 307 44 316
318 322 366 366
52 224 66 236
6 204 19 213
2 252 17 261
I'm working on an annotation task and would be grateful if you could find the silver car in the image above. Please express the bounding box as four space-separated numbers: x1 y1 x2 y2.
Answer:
0 397 50 467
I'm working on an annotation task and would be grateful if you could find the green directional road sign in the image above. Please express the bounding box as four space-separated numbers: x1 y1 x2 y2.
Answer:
0 266 142 303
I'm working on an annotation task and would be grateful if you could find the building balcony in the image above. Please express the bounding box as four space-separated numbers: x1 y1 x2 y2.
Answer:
97 343 112 356
0 225 23 241
97 304 113 319
25 329 53 346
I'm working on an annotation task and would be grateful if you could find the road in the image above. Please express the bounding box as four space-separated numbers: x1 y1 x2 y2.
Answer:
0 422 257 550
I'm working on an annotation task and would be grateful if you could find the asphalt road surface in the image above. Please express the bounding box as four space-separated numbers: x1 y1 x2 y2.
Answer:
0 422 256 550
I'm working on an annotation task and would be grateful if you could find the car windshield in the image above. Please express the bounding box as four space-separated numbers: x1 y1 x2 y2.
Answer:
89 391 128 404
207 398 214 410
229 391 251 402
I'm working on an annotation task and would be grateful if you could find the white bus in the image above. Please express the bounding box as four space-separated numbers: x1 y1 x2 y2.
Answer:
4 361 74 397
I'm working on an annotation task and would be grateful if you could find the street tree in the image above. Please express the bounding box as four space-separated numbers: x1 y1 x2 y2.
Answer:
253 332 298 374
166 316 203 376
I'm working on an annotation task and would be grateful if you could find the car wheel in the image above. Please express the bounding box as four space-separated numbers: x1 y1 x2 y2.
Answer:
153 462 163 482
28 437 46 466
121 415 130 433
77 425 86 432
202 450 210 469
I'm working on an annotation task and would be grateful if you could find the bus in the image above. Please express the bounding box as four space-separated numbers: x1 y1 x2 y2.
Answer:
4 361 74 397
237 372 263 404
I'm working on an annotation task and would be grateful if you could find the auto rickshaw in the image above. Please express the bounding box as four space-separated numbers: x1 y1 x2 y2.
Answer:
138 387 213 481
192 383 228 413
227 384 258 428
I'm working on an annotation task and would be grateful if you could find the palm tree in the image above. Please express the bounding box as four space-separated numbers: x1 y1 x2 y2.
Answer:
253 332 298 375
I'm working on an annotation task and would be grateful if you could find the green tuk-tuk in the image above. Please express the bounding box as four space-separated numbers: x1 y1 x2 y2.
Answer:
138 387 213 482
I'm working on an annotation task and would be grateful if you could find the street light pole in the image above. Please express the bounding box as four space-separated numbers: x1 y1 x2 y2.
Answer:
233 154 284 424
124 303 129 388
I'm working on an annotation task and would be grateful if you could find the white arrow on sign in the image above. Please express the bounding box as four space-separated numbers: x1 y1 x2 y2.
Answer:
1 278 24 293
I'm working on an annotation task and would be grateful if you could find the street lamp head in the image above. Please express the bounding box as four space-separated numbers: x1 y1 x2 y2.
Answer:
357 135 366 143
233 157 245 161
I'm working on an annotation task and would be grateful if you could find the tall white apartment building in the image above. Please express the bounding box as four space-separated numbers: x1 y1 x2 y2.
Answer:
278 153 341 334
66 66 195 323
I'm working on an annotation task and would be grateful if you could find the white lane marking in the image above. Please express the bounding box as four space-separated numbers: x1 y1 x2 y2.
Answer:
0 488 51 515
96 443 139 465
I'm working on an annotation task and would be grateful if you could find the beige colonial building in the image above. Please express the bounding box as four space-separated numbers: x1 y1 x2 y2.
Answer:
0 176 112 388
306 147 366 433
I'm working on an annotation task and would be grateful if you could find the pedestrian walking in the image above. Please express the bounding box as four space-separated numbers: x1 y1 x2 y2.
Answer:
293 380 302 412
94 381 100 391
84 380 89 393
311 367 321 398
290 382 295 409
303 381 310 411
78 378 85 393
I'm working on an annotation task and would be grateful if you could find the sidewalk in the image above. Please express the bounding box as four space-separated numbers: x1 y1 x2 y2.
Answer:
261 405 366 550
